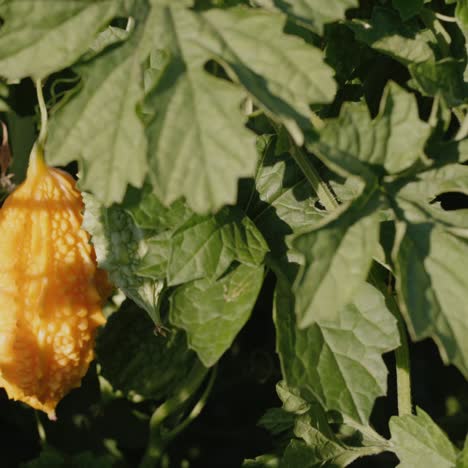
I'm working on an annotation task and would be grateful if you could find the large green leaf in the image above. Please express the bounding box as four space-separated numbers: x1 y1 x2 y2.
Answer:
97 302 198 400
310 82 431 178
83 193 164 325
393 216 468 377
390 407 458 468
349 7 436 65
0 0 120 80
145 58 257 213
46 0 153 205
275 277 399 425
166 208 268 286
292 190 380 327
170 263 264 366
145 5 336 212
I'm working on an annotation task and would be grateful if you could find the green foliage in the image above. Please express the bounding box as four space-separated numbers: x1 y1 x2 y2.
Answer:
97 301 199 399
1 0 468 466
390 407 459 467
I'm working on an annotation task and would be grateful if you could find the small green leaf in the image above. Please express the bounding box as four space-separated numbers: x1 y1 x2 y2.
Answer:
97 302 198 400
409 59 468 107
0 0 119 80
292 190 380 327
258 408 295 436
167 208 268 286
170 263 264 366
390 407 458 468
275 278 399 425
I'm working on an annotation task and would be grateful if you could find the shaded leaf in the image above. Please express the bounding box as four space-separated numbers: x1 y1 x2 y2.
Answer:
392 0 429 20
349 7 436 65
97 301 198 400
249 136 323 259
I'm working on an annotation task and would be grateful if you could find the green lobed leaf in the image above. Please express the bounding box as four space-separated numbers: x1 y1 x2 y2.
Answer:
291 189 381 327
46 0 152 205
82 193 164 325
0 0 120 80
309 81 431 178
390 407 458 468
275 277 399 425
349 7 436 65
170 263 264 366
97 301 198 400
145 5 336 212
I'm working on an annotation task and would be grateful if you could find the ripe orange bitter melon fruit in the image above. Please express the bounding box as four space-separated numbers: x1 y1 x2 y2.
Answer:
0 145 109 418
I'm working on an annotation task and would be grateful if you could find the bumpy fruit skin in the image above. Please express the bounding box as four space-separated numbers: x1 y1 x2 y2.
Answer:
0 147 107 418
